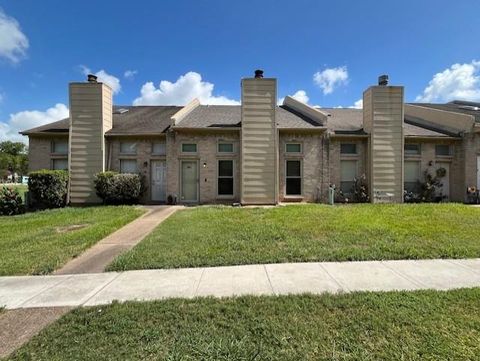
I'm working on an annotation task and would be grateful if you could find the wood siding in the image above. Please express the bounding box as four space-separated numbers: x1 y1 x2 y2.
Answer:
241 78 278 204
69 83 112 204
364 86 404 203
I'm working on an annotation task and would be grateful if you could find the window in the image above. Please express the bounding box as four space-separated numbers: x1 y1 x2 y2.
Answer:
120 142 137 154
218 142 234 153
218 160 234 196
52 158 68 170
152 141 166 155
340 160 357 194
404 161 420 193
120 159 137 173
286 143 302 153
52 140 68 154
436 144 452 157
405 143 421 155
182 143 197 153
340 143 357 155
286 160 302 195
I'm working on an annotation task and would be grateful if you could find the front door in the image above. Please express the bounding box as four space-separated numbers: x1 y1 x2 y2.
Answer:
436 162 450 201
181 160 198 202
151 160 166 202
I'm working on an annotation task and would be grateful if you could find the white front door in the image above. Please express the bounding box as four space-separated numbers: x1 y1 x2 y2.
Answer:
151 160 166 202
436 162 450 201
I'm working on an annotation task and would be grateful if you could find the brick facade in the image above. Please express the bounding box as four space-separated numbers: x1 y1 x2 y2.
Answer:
28 135 69 171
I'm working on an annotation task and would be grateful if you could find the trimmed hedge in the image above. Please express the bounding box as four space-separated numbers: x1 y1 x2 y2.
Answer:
94 171 143 204
0 187 25 215
28 170 68 209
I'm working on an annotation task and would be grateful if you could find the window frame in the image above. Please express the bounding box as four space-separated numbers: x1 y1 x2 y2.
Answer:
216 159 235 198
51 139 68 155
51 158 68 170
119 159 138 174
285 159 302 196
119 141 137 155
340 143 358 155
217 142 234 154
404 143 421 156
404 160 421 193
285 142 302 154
340 159 358 195
435 144 453 157
181 143 198 154
152 140 166 156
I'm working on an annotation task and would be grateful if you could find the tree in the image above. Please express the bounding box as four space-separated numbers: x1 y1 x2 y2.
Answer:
0 141 28 179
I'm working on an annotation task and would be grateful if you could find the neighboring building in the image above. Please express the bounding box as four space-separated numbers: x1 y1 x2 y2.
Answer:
20 71 480 205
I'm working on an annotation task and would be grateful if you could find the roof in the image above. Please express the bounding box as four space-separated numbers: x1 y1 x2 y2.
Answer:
20 104 460 138
412 100 480 122
175 105 324 129
21 105 182 136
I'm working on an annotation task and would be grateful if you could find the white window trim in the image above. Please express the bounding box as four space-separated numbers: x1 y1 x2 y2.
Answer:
285 159 303 197
435 144 453 158
119 159 138 173
404 143 422 156
181 142 198 154
217 141 235 154
340 143 358 156
151 140 166 156
216 159 235 198
120 141 137 155
285 142 302 154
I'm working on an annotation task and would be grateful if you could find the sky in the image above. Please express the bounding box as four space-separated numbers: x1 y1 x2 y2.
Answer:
1 0 480 142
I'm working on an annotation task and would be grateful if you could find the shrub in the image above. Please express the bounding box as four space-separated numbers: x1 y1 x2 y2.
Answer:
404 167 446 203
0 187 24 215
94 172 143 204
334 174 370 203
28 170 68 209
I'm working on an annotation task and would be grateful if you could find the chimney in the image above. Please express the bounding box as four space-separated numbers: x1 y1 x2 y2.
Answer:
240 70 278 204
68 76 113 204
363 75 404 203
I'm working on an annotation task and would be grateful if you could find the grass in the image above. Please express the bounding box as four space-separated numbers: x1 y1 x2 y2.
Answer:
0 206 145 275
109 203 480 271
8 289 480 360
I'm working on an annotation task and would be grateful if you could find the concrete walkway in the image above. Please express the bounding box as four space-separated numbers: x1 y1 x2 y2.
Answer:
54 205 182 274
2 258 480 309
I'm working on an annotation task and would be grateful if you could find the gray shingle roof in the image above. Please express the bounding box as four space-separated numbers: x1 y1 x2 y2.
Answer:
21 104 459 138
175 105 324 129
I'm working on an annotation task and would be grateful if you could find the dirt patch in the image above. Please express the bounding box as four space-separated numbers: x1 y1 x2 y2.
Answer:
55 224 88 233
0 307 72 358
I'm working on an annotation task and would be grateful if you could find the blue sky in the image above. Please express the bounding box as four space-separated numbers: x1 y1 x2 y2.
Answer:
1 0 480 141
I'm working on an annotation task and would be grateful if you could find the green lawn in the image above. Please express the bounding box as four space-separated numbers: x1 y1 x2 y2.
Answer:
0 206 145 276
8 289 480 360
109 203 480 271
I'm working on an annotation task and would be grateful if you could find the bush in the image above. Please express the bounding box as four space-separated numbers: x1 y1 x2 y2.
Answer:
334 174 370 203
28 170 68 209
404 167 446 203
94 172 143 204
0 187 24 215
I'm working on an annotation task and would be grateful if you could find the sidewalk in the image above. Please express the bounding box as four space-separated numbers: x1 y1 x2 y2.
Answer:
54 205 182 275
2 258 480 309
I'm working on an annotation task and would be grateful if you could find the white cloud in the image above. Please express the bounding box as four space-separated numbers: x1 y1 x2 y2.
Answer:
278 90 309 105
0 103 69 142
133 71 239 106
80 66 121 94
349 99 363 109
416 60 480 102
0 9 29 63
313 66 349 95
124 69 138 80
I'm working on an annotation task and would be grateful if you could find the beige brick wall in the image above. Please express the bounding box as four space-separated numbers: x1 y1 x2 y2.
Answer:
404 139 463 202
28 135 69 172
328 137 368 194
166 131 240 204
278 132 325 202
106 136 167 203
